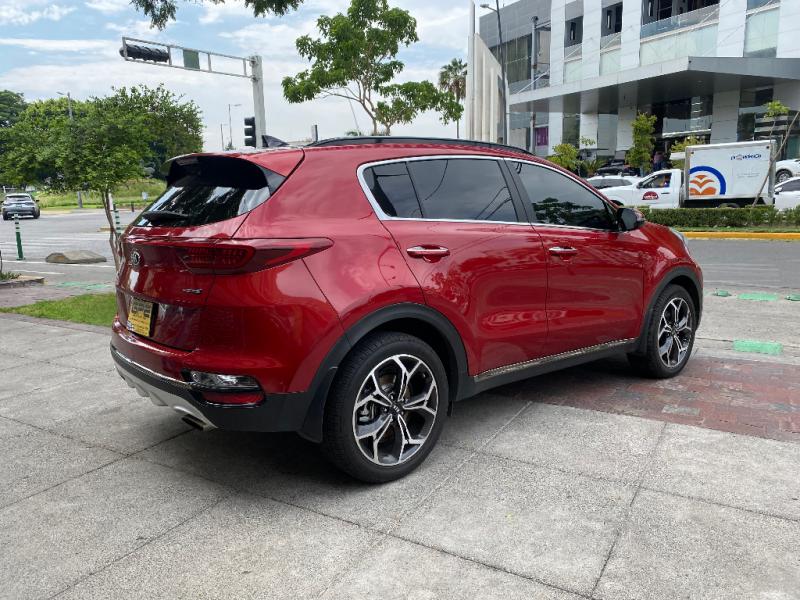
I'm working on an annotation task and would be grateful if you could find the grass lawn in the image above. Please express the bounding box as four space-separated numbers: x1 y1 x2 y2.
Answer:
676 227 800 233
34 179 165 209
0 293 117 327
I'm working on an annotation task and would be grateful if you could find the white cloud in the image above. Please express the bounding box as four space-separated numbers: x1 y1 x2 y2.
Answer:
198 3 253 25
84 0 129 15
0 1 75 26
0 38 112 53
106 18 164 40
220 19 317 59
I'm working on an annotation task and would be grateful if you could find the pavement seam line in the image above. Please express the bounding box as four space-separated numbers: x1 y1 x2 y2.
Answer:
47 492 234 599
589 421 668 599
314 400 537 599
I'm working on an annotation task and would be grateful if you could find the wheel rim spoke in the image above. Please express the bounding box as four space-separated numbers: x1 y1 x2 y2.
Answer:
657 297 693 368
352 353 438 467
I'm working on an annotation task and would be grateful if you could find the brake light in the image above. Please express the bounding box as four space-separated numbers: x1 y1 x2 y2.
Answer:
175 238 332 274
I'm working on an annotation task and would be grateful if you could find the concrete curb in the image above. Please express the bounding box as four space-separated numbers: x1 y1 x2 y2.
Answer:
0 276 45 289
0 312 111 335
682 232 800 240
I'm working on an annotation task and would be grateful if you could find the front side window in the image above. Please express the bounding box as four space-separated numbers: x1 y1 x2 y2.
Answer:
512 162 614 230
779 179 800 192
407 158 517 222
641 173 671 189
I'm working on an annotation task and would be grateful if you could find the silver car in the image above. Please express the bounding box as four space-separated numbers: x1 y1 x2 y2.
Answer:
2 194 40 220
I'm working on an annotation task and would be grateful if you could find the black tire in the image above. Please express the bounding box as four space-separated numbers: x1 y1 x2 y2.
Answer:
322 331 448 483
2 214 8 221
776 169 792 183
628 284 696 379
33 211 40 219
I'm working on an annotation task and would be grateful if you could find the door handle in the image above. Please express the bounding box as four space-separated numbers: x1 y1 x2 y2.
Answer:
548 246 578 257
406 245 450 262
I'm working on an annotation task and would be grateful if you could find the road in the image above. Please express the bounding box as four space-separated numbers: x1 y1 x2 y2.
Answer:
1 211 799 291
0 210 136 285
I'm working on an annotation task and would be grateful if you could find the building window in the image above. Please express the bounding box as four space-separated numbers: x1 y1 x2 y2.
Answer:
743 8 779 58
490 35 533 85
565 17 583 47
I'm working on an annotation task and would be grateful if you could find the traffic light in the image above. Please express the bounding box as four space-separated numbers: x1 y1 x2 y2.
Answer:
119 42 170 63
244 117 256 148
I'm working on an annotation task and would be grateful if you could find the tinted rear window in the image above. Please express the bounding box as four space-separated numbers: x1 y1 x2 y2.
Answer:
363 162 422 218
135 156 285 228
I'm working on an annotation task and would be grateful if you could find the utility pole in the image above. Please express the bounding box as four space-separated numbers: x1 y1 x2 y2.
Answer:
227 103 242 148
220 124 225 150
250 56 267 148
481 2 508 144
58 91 82 208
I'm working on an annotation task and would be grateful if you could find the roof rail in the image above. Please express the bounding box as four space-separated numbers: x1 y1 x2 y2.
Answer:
307 136 535 156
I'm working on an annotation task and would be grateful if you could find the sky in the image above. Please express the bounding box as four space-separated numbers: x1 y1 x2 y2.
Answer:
0 0 475 150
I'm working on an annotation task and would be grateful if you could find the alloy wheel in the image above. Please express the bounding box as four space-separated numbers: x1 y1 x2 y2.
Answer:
658 297 693 368
352 354 438 466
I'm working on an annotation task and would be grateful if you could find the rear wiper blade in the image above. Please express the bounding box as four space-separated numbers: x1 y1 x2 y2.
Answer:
141 210 188 223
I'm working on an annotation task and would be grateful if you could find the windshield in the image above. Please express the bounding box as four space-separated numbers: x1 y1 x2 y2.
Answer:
135 156 285 228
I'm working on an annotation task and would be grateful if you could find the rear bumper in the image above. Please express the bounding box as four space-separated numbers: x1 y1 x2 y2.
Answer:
111 344 315 433
3 208 37 216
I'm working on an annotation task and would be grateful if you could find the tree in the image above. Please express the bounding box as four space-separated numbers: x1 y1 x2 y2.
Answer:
0 86 202 265
132 0 302 29
282 0 462 136
627 112 657 174
438 58 467 138
668 135 705 170
0 90 27 128
548 143 579 172
763 99 789 142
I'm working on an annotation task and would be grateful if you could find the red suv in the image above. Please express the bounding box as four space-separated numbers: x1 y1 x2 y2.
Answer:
111 138 702 482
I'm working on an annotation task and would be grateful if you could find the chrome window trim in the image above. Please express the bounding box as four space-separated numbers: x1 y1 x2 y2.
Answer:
356 154 526 226
505 158 620 233
474 338 635 382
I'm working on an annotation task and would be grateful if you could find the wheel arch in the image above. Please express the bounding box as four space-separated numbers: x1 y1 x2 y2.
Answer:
298 303 469 443
634 266 703 355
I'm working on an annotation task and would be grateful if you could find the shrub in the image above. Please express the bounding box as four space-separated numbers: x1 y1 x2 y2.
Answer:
638 206 800 229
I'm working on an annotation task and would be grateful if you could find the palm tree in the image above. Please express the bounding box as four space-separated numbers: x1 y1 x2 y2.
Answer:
438 58 467 138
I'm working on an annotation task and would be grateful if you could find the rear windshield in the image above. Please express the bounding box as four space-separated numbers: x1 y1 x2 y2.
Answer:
135 156 285 228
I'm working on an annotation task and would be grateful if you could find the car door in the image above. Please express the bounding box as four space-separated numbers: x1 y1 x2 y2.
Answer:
360 156 549 376
636 171 678 207
775 178 800 210
508 160 645 357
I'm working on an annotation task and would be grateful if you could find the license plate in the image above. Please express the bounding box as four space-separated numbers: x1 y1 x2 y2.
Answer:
127 297 155 337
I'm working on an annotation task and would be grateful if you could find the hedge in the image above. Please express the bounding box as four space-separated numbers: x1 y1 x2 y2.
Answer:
638 206 800 228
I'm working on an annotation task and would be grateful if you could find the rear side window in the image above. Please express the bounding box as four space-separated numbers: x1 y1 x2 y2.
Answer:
512 162 614 230
407 159 517 222
363 162 422 218
136 156 285 228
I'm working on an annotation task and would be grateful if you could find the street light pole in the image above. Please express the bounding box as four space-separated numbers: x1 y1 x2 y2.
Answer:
227 103 242 149
481 2 508 144
58 91 82 208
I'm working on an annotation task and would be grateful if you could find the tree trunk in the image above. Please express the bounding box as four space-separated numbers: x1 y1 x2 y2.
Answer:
102 189 120 271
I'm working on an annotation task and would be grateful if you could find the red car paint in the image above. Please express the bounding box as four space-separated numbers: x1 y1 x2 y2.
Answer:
111 141 702 435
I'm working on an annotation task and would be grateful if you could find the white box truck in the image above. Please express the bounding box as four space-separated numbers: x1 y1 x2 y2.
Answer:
600 140 776 209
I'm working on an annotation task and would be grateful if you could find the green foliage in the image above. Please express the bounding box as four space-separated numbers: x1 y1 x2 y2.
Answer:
764 100 789 119
547 143 579 172
439 58 466 137
639 206 800 229
0 90 27 128
0 293 117 326
132 0 302 29
668 135 706 170
282 0 462 135
579 157 603 177
627 112 657 172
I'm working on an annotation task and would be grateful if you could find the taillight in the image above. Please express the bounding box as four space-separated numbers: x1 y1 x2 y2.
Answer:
175 238 332 274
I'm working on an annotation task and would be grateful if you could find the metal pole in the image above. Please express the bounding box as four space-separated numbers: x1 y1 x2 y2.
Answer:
14 214 23 260
250 56 267 148
63 92 83 209
220 123 225 149
228 104 233 148
495 0 508 144
113 204 122 234
531 16 538 154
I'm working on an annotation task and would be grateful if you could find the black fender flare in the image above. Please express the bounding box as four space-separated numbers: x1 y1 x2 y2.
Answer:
634 266 703 355
298 302 469 443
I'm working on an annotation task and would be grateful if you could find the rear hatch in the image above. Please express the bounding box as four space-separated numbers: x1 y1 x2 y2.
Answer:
117 150 303 350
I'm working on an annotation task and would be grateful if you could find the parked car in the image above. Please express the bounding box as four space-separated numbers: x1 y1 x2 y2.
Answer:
111 137 703 482
774 176 800 210
596 159 640 177
586 175 642 190
775 158 800 183
2 193 40 220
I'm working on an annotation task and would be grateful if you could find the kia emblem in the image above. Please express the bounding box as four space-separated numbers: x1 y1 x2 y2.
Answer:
130 250 142 267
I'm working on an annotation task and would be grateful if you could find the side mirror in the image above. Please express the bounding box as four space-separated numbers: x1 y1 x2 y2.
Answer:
618 207 645 232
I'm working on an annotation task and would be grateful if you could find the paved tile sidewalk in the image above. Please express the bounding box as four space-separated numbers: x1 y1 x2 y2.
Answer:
1 314 799 599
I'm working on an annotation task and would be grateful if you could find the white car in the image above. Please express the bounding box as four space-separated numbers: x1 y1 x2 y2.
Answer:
775 159 800 183
586 175 642 191
600 169 683 209
773 176 800 210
